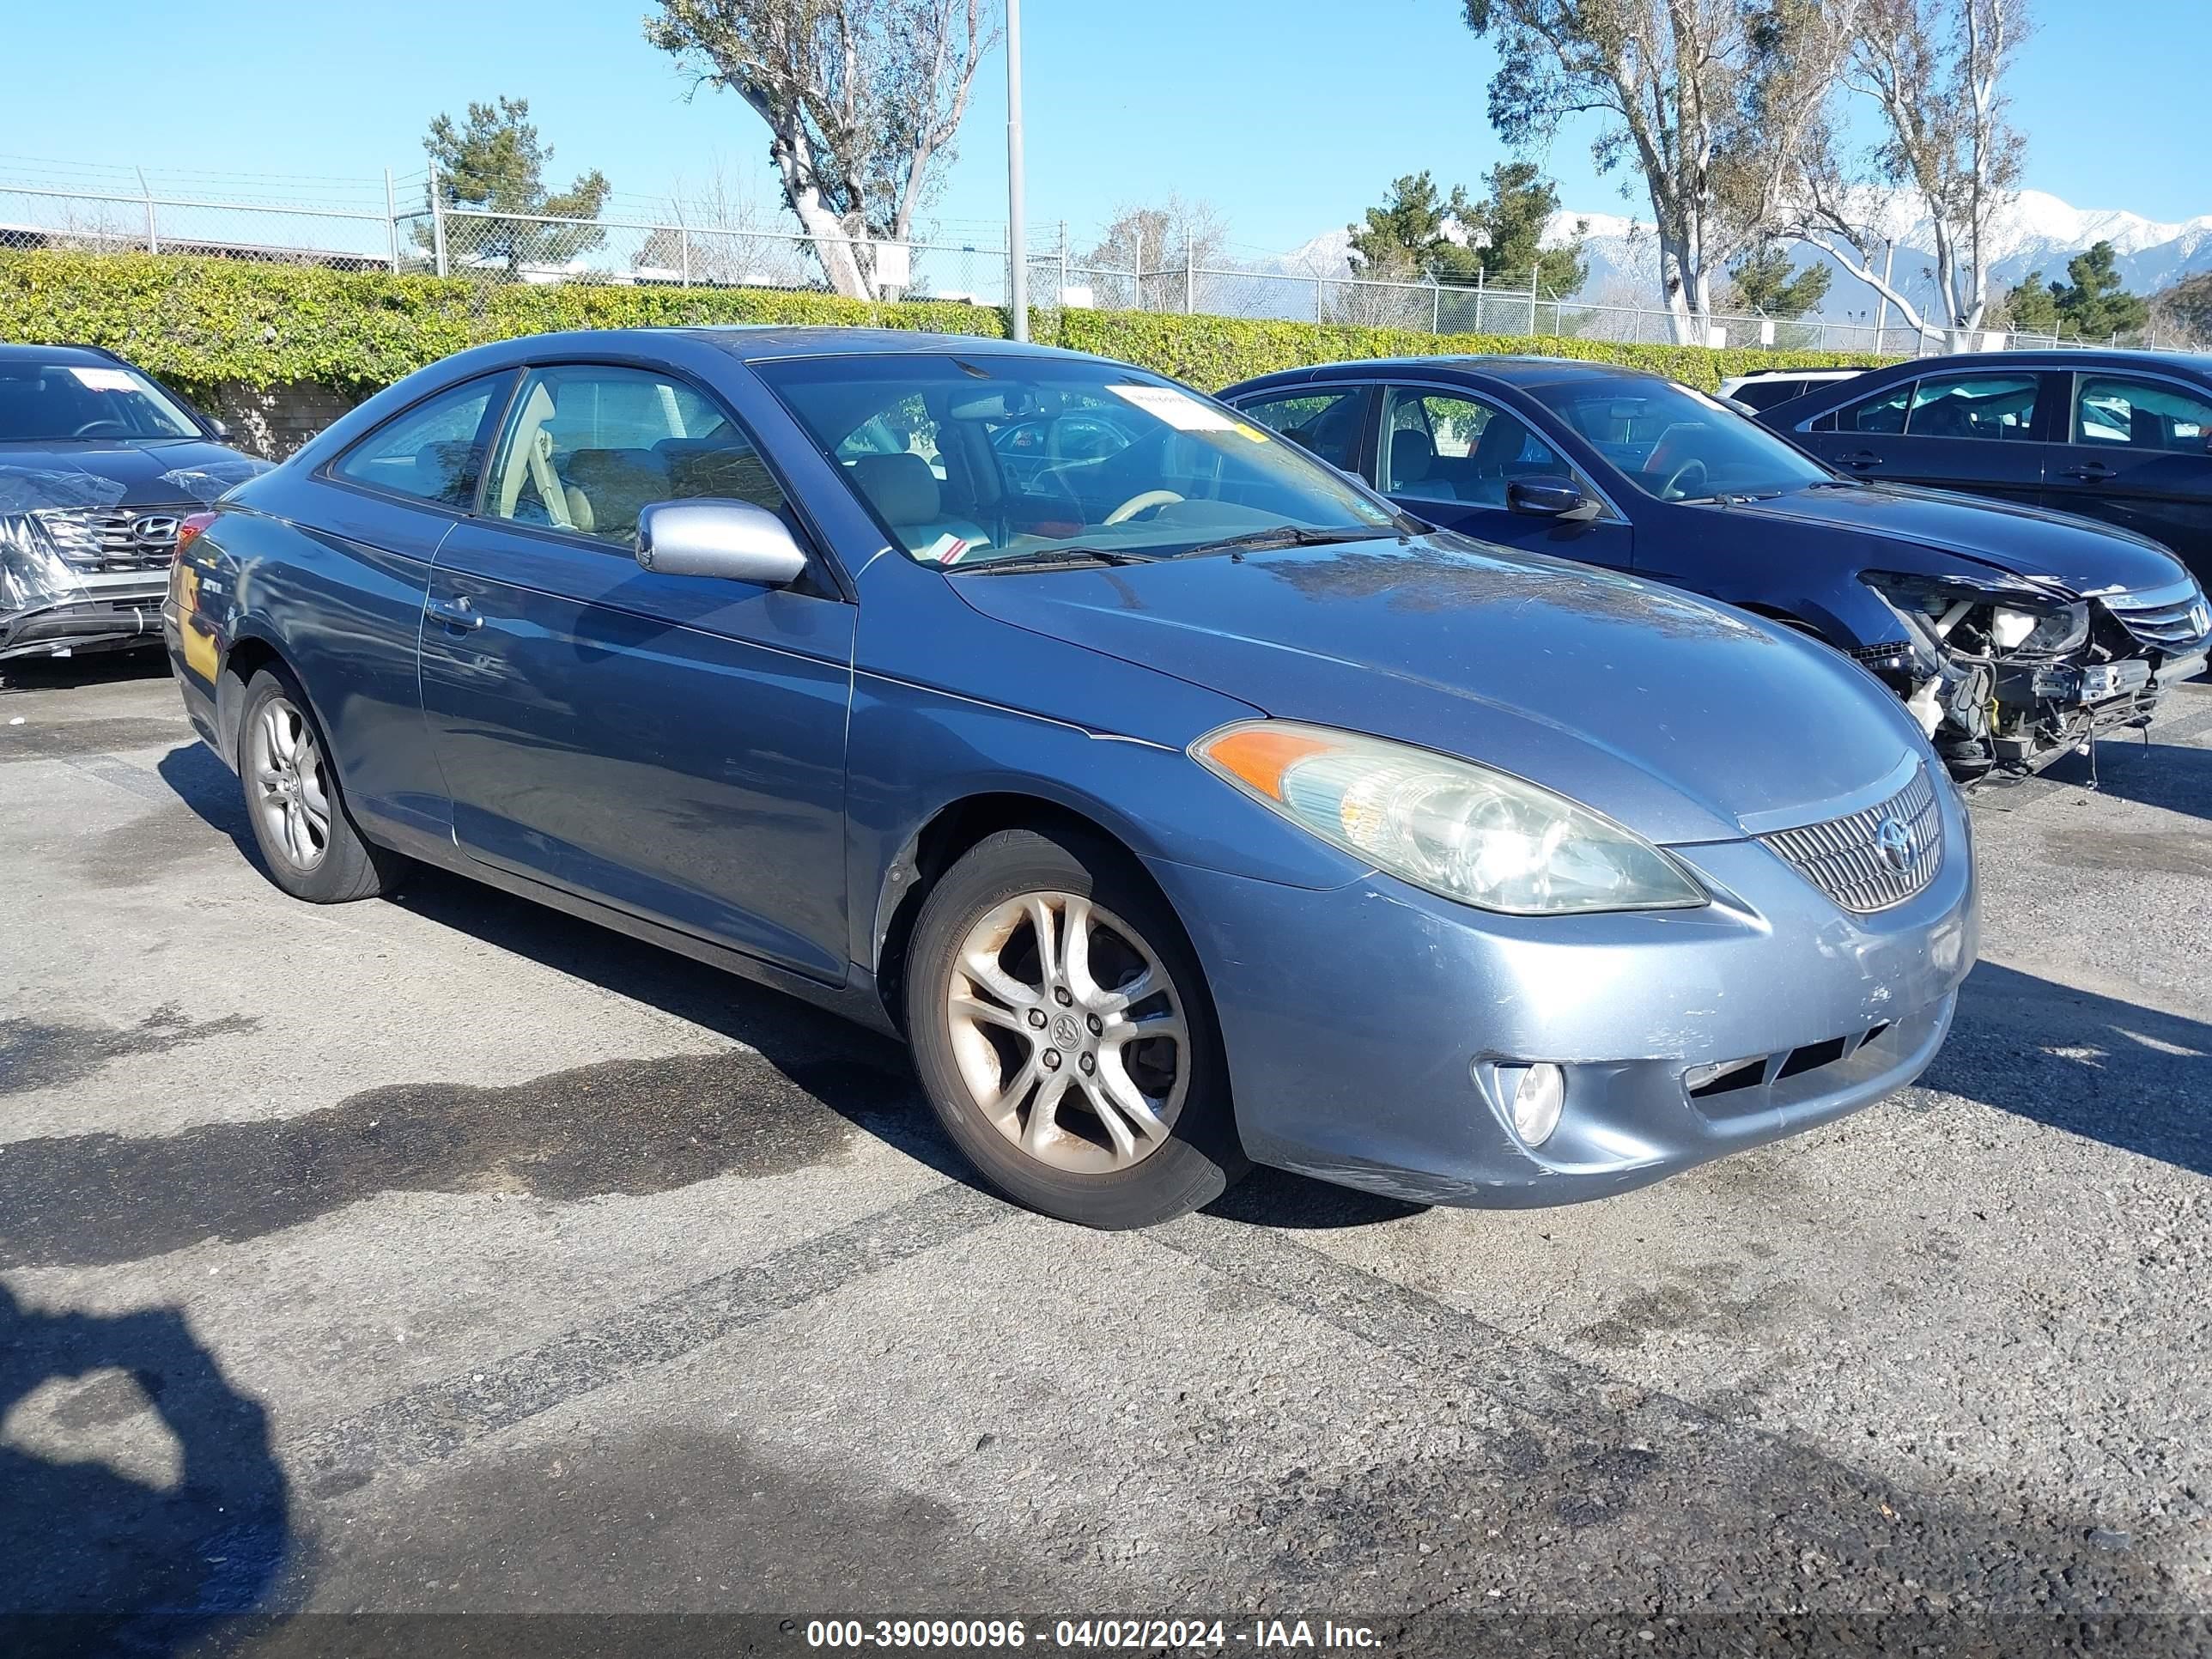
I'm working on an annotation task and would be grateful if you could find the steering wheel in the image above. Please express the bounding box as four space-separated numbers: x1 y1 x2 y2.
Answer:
1656 458 1709 501
1103 489 1183 526
71 419 130 439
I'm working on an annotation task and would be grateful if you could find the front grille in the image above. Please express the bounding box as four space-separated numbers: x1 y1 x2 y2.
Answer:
29 505 192 572
2106 581 2212 650
1758 764 1944 914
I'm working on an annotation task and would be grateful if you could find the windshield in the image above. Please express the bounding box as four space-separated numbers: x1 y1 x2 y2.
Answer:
754 353 1400 567
0 359 203 443
1526 378 1832 501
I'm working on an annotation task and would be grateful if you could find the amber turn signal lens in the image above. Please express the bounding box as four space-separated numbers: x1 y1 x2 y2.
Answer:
1194 726 1336 800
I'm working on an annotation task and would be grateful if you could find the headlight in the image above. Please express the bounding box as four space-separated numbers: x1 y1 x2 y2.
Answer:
2003 602 2088 656
1189 720 1707 915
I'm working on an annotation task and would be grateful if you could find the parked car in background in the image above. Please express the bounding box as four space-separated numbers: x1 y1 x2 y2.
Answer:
1717 367 1868 412
166 328 1975 1228
1221 357 2211 782
1759 349 2212 601
0 343 267 665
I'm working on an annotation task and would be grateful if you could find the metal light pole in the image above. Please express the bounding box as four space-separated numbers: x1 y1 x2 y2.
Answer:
1006 0 1029 342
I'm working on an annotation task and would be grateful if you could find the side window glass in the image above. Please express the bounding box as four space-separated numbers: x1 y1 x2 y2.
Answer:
1905 373 2039 441
1234 390 1364 471
1831 382 1911 434
331 376 504 507
1380 388 1576 507
2074 376 2212 451
484 365 787 546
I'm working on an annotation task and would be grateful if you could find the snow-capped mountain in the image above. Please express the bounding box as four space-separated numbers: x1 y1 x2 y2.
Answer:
1269 189 2212 318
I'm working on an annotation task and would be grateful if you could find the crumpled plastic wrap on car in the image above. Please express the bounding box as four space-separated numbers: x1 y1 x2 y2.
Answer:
159 457 273 502
0 465 127 629
1 456 270 643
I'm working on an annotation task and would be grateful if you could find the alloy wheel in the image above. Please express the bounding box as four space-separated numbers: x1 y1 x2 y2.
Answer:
249 695 331 872
945 890 1189 1175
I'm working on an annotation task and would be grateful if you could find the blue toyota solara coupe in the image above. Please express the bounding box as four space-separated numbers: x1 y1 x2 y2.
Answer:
164 329 1977 1228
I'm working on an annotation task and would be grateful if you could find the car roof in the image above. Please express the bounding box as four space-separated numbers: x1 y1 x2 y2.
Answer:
674 325 1102 366
1858 348 2212 377
1237 355 1674 393
0 342 127 366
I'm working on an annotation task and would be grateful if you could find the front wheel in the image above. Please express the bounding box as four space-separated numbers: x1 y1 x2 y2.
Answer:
905 827 1246 1228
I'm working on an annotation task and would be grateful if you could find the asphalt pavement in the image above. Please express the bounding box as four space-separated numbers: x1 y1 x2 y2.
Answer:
3 654 2209 1657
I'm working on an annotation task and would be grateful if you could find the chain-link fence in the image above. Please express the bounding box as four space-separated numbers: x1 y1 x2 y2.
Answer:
7 165 2204 356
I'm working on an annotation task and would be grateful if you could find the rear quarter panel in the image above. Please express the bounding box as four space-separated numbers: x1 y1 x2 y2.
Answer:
173 472 456 849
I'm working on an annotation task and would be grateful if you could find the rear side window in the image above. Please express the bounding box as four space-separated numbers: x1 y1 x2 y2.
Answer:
1820 382 1911 434
1729 379 1806 411
331 376 507 508
1235 389 1365 471
1905 372 2039 441
2073 375 2212 450
483 364 787 547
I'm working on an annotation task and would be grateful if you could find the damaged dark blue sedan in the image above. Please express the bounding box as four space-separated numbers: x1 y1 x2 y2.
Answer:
165 329 1976 1227
1222 357 2211 781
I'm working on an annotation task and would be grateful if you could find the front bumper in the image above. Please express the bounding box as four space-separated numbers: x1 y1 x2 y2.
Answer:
1146 776 1978 1207
0 572 168 661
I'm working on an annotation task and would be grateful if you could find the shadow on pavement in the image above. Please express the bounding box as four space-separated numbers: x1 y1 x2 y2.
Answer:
0 1285 290 1657
2030 731 2212 823
0 651 171 695
1923 960 2210 1177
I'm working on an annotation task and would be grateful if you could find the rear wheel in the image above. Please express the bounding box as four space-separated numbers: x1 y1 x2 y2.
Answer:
236 667 406 903
905 827 1245 1228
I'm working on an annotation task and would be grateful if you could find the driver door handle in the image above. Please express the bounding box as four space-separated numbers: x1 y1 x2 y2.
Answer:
2062 461 2117 482
1835 451 1885 469
428 594 483 631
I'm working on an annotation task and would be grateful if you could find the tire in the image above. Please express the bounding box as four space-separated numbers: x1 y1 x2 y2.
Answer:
234 666 406 903
905 826 1247 1228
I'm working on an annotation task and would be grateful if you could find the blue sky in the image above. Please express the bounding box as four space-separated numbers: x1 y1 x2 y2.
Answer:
8 0 2210 253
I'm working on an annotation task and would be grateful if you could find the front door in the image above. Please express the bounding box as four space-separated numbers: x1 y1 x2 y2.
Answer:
417 362 855 982
2040 371 2212 590
1374 385 1634 572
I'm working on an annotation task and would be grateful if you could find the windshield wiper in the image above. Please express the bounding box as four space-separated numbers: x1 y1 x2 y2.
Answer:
954 545 1162 574
1183 525 1394 558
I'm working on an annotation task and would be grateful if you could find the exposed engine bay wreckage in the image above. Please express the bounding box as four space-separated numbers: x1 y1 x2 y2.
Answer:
1854 568 2209 782
1 458 270 664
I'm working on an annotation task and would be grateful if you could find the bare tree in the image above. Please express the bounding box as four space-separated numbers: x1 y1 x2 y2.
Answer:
1081 195 1229 310
636 155 814 288
1783 0 2027 344
1462 0 1859 343
645 0 995 301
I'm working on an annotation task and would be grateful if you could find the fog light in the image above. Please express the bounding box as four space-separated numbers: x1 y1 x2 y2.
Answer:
1509 1062 1565 1146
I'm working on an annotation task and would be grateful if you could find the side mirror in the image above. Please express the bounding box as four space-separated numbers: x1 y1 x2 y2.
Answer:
635 499 810 586
205 416 232 441
1507 476 1602 522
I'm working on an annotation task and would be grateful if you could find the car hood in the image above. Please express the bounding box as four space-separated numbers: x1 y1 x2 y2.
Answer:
1714 482 2186 594
951 537 1928 846
0 440 269 514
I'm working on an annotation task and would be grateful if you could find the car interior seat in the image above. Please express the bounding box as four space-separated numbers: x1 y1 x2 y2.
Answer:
1387 428 1456 501
848 452 990 555
2129 404 2172 449
1286 398 1362 468
563 448 672 542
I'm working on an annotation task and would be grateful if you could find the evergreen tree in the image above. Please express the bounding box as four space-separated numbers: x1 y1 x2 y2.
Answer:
422 97 611 274
1721 245 1832 315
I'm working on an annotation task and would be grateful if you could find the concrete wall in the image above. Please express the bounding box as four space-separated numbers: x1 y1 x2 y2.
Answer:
199 381 368 460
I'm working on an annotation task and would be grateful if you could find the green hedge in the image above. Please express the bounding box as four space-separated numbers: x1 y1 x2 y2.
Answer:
0 250 1888 403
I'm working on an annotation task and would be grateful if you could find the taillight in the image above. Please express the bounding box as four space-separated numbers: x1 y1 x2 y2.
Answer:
175 511 219 556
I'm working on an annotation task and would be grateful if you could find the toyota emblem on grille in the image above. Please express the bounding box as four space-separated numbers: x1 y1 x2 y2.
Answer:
131 514 182 545
1873 815 1916 875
